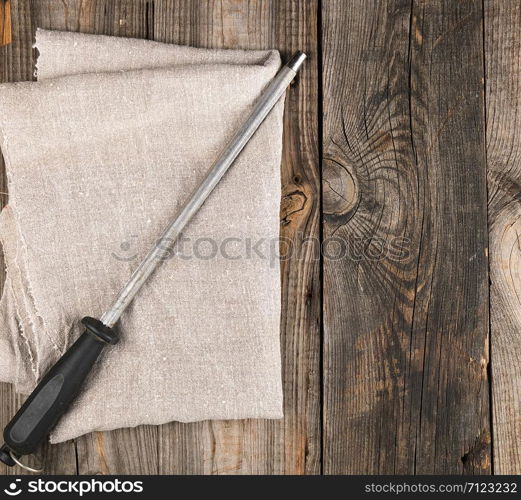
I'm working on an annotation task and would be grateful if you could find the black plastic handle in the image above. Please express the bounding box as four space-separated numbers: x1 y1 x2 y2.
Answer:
1 317 117 459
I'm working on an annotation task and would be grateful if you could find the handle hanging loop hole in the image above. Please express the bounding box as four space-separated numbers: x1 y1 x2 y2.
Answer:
9 450 44 473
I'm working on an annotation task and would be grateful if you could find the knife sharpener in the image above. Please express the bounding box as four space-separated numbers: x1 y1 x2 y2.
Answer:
0 51 307 470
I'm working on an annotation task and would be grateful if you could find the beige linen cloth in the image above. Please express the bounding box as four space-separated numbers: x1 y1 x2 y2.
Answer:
0 29 283 443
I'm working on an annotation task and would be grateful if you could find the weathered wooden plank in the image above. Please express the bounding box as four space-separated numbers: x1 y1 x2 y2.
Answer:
485 0 521 475
0 0 77 475
33 0 153 37
153 0 321 475
75 426 159 475
0 0 32 82
323 0 490 474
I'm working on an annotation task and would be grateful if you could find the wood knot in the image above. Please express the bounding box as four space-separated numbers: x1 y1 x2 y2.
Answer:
323 158 358 217
461 429 491 471
281 188 308 226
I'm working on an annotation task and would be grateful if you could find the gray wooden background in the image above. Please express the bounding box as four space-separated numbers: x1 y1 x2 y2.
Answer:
0 0 520 475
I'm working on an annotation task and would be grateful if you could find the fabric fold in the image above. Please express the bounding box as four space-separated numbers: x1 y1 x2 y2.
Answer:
0 29 283 443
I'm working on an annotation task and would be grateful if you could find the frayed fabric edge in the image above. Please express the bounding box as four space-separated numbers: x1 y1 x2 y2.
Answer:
0 133 64 389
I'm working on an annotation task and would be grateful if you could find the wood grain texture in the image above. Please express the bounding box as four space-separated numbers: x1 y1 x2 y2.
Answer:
322 0 491 474
485 0 521 475
0 0 320 475
0 0 12 46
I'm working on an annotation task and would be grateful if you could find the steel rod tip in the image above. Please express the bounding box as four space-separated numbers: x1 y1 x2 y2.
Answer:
286 51 306 72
